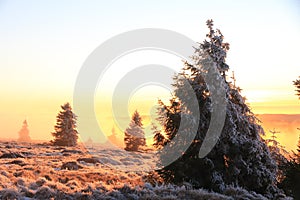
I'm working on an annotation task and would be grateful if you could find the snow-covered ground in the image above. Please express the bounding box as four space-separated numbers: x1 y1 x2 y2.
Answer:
0 142 291 199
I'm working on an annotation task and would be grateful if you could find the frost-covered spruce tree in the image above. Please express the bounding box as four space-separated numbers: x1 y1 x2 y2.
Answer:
124 110 146 151
51 102 78 146
156 20 279 197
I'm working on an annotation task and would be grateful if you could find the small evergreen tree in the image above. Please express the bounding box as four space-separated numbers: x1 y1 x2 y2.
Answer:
18 120 31 143
51 103 78 146
279 135 300 199
265 129 288 182
85 137 93 146
152 123 166 149
108 126 123 147
157 99 181 143
124 110 146 151
108 126 117 143
293 77 300 98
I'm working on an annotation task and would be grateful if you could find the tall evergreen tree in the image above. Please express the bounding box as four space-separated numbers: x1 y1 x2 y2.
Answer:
51 103 78 146
18 120 31 143
155 20 279 197
124 110 146 151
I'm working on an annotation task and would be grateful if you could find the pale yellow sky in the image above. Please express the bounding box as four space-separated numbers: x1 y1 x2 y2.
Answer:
0 1 299 152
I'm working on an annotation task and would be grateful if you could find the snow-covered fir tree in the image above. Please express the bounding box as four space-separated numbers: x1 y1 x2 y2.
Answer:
124 110 146 151
155 20 281 198
51 103 78 146
18 120 31 143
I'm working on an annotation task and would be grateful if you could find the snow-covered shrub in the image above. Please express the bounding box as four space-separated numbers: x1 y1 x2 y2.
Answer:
34 186 55 200
0 189 22 200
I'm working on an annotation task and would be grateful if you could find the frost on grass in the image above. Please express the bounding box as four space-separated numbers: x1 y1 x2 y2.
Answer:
0 142 292 200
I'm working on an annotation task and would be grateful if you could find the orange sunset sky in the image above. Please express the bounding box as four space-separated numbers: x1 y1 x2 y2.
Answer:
0 1 299 151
